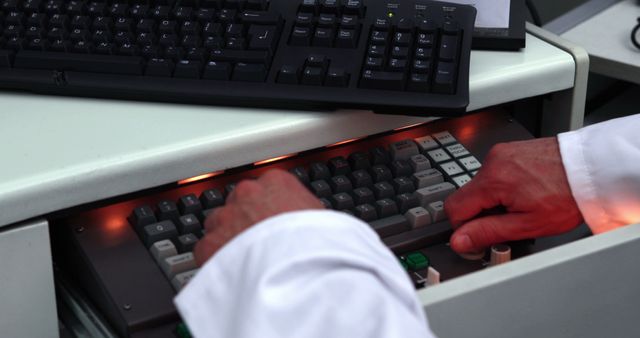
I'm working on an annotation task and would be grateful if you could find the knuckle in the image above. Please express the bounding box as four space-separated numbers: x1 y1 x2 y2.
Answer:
232 180 260 198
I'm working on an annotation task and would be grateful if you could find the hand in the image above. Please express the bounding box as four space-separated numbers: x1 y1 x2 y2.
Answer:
194 169 324 265
444 137 583 254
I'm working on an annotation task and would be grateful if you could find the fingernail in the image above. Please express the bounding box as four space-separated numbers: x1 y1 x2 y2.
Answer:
453 234 472 252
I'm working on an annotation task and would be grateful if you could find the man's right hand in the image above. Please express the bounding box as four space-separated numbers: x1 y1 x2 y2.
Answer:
444 137 584 254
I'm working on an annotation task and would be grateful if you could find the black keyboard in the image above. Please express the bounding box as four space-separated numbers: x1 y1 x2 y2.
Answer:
53 109 548 337
0 0 476 115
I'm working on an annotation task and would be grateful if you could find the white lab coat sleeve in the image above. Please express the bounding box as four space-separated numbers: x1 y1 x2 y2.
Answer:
558 114 640 234
174 209 436 338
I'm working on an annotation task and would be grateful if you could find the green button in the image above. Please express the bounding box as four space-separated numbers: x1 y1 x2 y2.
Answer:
406 252 429 270
176 323 192 338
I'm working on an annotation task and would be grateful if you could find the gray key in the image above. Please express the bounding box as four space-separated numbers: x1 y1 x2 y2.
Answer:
470 170 479 176
414 135 439 152
412 168 443 188
459 156 481 171
414 182 456 207
355 204 378 222
171 269 199 291
389 139 419 161
452 174 472 188
370 214 409 237
310 180 332 198
176 233 199 253
427 201 446 222
142 220 179 247
331 192 355 210
375 198 399 218
432 131 456 145
426 148 451 163
445 143 470 158
150 239 178 263
373 181 395 200
409 154 431 172
440 161 464 176
161 252 198 279
405 207 431 228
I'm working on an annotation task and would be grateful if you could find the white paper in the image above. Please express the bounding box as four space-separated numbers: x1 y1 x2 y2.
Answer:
445 0 511 29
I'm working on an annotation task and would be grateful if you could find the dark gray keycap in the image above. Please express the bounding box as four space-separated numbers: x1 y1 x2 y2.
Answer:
157 200 180 223
369 164 393 182
178 194 202 215
319 197 333 209
352 187 375 205
360 69 404 90
129 205 157 231
392 177 415 195
396 193 420 214
210 49 270 64
348 151 371 170
177 214 202 235
354 204 377 222
325 67 350 87
329 175 353 193
373 182 395 200
433 61 455 94
370 214 409 237
375 198 398 218
176 233 199 253
390 160 413 177
142 220 179 247
370 146 390 164
301 66 324 85
438 34 459 61
14 50 144 74
289 166 310 185
310 180 332 198
349 170 373 188
232 62 267 82
203 61 232 80
200 189 225 209
409 154 431 172
328 156 351 175
331 192 355 210
277 65 300 84
310 162 331 181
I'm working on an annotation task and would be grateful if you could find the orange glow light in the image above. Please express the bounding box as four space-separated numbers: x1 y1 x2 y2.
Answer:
254 154 297 166
325 137 362 148
393 122 427 131
178 171 224 185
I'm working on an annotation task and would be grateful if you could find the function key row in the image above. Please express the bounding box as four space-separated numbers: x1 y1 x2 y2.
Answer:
298 0 365 18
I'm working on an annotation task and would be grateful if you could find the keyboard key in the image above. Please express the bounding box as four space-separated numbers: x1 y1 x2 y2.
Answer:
175 233 199 252
412 168 443 189
146 58 174 77
405 251 429 270
328 156 350 175
277 65 300 84
426 148 451 163
360 70 404 90
310 162 331 181
370 214 408 237
331 192 355 210
427 201 445 222
349 170 373 188
432 131 457 145
459 156 481 171
200 189 225 209
369 164 393 183
313 27 334 46
325 67 349 87
348 152 370 170
389 139 419 161
433 61 456 94
409 154 431 172
157 200 181 223
352 187 375 205
301 66 324 85
375 198 398 218
203 61 232 80
289 166 310 185
440 161 464 177
445 143 470 158
319 197 332 209
390 160 413 177
171 269 198 291
14 51 144 74
373 181 395 200
407 73 429 92
232 63 266 82
370 146 391 164
161 252 197 279
329 175 352 193
142 220 179 247
310 180 332 198
392 177 415 195
290 26 311 46
354 204 377 222
178 194 203 215
452 174 472 188
129 205 157 230
439 34 459 61
177 214 202 234
415 135 439 152
335 29 357 48
414 182 456 207
405 207 431 228
395 193 419 214
150 239 178 262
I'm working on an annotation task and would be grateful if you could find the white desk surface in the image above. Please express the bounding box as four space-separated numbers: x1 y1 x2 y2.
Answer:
0 33 575 228
561 0 640 84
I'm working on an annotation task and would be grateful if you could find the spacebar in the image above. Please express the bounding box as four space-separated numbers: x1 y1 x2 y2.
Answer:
383 221 453 253
14 51 144 75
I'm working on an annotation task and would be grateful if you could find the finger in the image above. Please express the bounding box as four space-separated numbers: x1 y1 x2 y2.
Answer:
449 213 537 253
444 174 502 228
226 179 261 204
203 207 224 232
193 234 219 266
